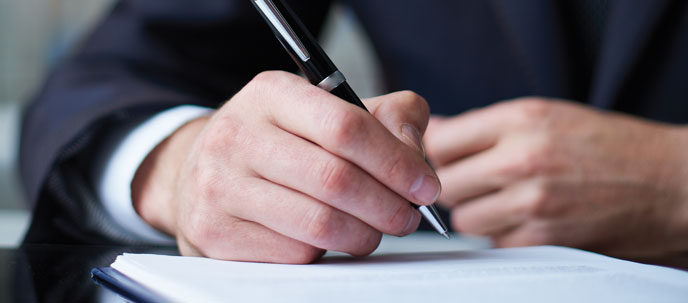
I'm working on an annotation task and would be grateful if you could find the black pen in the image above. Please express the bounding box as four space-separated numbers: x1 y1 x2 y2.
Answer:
252 0 449 239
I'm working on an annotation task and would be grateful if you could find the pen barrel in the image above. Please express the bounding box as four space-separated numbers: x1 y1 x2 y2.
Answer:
330 82 368 110
417 204 450 236
269 0 339 82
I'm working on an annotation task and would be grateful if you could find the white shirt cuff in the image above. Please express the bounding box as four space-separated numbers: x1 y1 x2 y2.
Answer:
95 105 214 244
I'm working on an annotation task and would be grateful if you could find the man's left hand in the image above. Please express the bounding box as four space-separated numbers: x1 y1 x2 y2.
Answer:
424 97 688 257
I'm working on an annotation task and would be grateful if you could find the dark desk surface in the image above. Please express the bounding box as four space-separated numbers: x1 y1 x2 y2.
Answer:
3 242 688 303
1 244 178 303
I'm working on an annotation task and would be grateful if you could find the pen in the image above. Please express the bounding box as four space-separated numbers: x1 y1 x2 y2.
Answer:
252 0 450 239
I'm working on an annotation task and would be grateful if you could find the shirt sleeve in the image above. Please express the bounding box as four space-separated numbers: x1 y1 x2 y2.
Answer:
93 105 214 244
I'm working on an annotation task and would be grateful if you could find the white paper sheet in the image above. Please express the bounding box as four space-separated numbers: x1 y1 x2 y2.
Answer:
110 240 688 302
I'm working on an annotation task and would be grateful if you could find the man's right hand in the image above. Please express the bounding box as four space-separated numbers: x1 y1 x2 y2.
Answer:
131 71 440 263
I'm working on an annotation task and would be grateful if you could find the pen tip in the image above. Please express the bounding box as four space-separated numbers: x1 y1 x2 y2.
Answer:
441 232 450 240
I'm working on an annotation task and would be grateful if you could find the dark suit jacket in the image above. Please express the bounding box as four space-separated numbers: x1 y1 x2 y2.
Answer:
20 0 688 244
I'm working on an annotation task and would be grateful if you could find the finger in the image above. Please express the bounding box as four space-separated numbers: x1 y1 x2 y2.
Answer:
250 71 440 206
363 91 430 155
435 146 511 207
450 182 534 236
424 107 508 167
492 221 552 248
178 218 325 264
226 177 383 257
436 129 549 208
427 115 448 132
245 126 421 236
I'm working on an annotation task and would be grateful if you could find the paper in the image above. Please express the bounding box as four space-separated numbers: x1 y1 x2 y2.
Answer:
110 240 688 302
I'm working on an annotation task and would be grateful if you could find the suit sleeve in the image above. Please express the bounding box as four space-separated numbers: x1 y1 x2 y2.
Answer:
19 0 333 244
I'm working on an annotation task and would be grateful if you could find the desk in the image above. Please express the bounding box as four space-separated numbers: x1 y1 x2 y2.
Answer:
1 233 487 302
3 233 687 302
1 244 178 302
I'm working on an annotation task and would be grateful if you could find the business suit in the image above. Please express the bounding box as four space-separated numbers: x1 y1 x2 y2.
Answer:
20 0 688 244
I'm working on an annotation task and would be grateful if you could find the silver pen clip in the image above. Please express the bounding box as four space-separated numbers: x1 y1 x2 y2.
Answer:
254 0 311 62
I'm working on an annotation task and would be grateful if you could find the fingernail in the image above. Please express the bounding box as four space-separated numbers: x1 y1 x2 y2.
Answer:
410 175 441 204
403 209 421 235
401 123 425 156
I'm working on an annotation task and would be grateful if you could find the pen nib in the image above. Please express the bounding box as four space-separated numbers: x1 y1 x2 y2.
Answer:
441 232 450 240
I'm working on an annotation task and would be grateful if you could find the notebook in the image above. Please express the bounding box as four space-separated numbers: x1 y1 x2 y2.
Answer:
92 236 688 303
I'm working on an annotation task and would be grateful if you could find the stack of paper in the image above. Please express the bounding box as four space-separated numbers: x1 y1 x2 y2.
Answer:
100 244 688 302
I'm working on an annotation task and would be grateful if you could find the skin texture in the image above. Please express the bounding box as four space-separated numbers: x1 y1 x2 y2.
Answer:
131 71 440 264
424 97 688 258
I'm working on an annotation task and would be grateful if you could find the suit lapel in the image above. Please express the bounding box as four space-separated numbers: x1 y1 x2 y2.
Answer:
490 0 572 97
590 0 673 108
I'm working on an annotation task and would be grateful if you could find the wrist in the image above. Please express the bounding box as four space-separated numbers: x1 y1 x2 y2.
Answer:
670 126 688 245
132 116 210 236
646 124 688 253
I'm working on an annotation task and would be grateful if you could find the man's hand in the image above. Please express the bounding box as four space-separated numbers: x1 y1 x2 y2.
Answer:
424 97 688 257
131 71 440 263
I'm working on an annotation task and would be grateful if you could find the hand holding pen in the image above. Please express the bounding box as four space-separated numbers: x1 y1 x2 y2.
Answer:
131 2 445 264
252 0 449 238
160 74 443 262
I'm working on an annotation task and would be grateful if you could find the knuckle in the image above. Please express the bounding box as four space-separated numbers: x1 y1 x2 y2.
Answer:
385 91 429 122
499 144 549 179
380 153 408 181
246 71 303 107
398 90 429 109
518 149 543 177
524 228 553 246
508 98 554 125
199 124 240 159
451 210 477 235
184 211 222 250
535 133 557 158
325 109 368 148
494 225 553 248
244 71 275 98
289 245 326 264
316 158 355 197
535 231 554 245
195 167 223 204
498 154 538 180
530 135 557 174
352 231 383 257
251 70 289 85
399 90 430 124
386 204 413 235
303 206 337 245
521 182 552 218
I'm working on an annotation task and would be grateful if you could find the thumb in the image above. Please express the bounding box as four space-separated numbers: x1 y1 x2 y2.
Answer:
362 90 430 156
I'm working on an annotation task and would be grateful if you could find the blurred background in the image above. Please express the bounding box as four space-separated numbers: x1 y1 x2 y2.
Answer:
0 0 382 247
